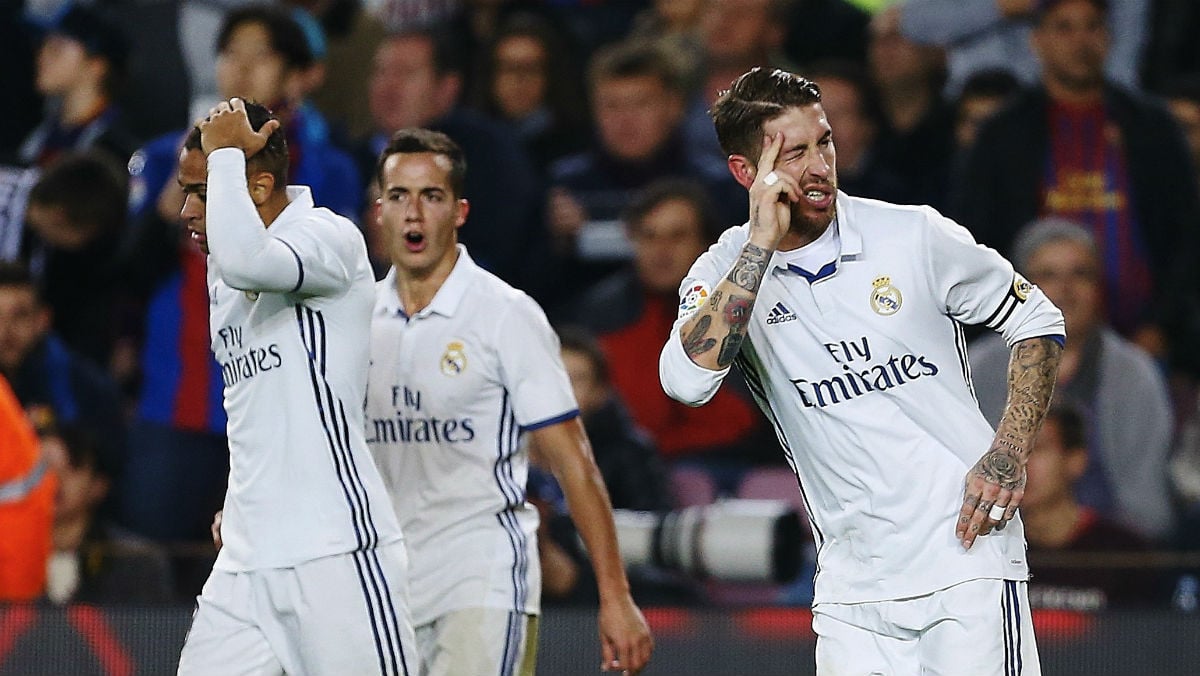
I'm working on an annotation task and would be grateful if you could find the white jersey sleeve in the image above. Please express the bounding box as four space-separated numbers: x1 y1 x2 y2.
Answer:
494 293 579 428
919 207 1065 346
206 148 352 296
658 225 749 407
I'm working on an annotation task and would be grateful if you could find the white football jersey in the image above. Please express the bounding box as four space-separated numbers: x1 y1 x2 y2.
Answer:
366 246 579 626
205 149 403 571
660 192 1065 605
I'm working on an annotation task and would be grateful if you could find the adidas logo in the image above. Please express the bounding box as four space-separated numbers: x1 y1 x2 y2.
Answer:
766 301 798 325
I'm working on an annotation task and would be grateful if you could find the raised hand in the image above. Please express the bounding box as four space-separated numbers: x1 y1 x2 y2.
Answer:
747 132 800 250
199 98 280 157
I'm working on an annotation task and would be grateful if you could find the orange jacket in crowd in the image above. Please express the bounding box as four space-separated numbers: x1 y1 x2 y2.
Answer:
0 374 55 601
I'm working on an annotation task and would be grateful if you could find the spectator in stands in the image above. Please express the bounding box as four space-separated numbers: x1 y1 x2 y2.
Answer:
44 425 172 605
16 2 138 170
969 217 1175 542
0 371 55 602
473 13 590 176
803 61 905 203
533 325 699 606
570 179 769 486
899 0 1148 97
951 68 1020 152
287 0 388 141
1022 402 1157 610
548 39 745 306
866 4 954 209
0 262 124 497
22 152 128 367
359 25 544 290
951 0 1200 374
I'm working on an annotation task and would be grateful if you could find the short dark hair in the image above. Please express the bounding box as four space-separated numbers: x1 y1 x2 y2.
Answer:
217 4 313 71
45 4 130 96
391 23 466 78
27 152 127 236
622 178 722 244
184 100 289 190
375 128 467 197
804 59 885 128
710 67 823 160
556 324 609 385
588 38 689 96
1044 400 1087 453
1159 74 1200 105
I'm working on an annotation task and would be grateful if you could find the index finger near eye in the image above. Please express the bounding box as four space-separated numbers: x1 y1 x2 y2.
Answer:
756 132 783 179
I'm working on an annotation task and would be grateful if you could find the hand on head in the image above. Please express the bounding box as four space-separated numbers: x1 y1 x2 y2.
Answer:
199 98 281 157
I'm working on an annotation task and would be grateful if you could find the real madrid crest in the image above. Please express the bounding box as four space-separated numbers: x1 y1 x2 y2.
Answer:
440 341 467 376
870 276 902 316
244 291 260 302
1012 274 1033 301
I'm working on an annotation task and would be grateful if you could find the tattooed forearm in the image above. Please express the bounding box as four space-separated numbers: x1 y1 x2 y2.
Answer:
726 243 770 292
715 295 753 366
995 336 1063 455
683 314 717 357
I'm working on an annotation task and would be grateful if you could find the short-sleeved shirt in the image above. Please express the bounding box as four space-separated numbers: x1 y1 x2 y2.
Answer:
206 150 402 571
366 246 579 626
660 192 1065 605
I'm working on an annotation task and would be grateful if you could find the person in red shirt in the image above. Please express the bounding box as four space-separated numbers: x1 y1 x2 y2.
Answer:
568 179 775 486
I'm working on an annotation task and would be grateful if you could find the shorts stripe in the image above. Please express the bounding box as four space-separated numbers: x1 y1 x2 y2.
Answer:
500 611 523 676
1002 580 1023 676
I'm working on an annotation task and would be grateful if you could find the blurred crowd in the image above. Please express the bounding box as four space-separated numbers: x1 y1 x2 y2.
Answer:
2 0 1200 613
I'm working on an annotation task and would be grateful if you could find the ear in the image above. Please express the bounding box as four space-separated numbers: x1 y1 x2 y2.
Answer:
727 154 757 190
1065 447 1089 482
34 306 53 336
87 475 111 505
247 170 277 205
455 198 470 229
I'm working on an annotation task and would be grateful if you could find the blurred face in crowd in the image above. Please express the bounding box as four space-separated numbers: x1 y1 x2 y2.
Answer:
955 94 1006 149
370 35 455 133
1024 236 1102 339
376 151 467 280
1032 0 1109 94
492 34 548 121
24 202 95 250
0 283 50 374
1167 97 1200 167
813 77 872 173
177 147 210 254
701 0 776 67
629 197 709 295
868 6 942 91
593 74 683 162
36 34 98 96
1023 417 1086 511
216 21 296 106
655 0 706 31
561 347 608 416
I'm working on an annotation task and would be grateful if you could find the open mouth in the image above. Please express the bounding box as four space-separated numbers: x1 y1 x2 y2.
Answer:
802 187 834 209
403 231 426 252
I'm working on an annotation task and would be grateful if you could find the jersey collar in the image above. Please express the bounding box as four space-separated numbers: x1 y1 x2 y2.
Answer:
377 244 475 319
769 190 864 275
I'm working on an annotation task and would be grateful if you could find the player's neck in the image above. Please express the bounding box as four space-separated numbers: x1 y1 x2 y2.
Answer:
1022 498 1082 548
257 192 290 228
394 249 460 315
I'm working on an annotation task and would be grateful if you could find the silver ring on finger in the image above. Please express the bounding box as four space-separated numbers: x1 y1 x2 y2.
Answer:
989 504 1007 520
763 171 780 187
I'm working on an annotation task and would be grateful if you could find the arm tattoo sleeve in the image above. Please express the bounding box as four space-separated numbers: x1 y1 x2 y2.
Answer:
683 314 718 357
976 336 1062 488
726 243 770 292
